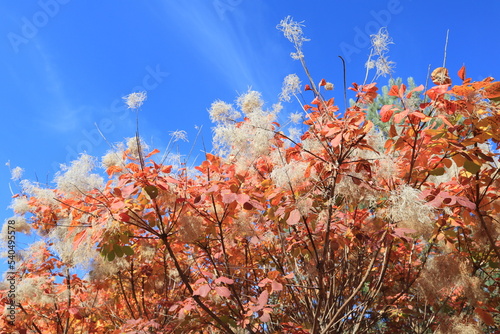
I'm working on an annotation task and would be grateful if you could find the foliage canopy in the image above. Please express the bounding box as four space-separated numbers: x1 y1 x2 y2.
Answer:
1 19 500 334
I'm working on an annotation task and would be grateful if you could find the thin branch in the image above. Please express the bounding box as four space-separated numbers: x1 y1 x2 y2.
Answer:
338 56 347 110
443 29 450 68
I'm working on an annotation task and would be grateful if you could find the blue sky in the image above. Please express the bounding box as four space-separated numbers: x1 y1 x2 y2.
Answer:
1 0 500 273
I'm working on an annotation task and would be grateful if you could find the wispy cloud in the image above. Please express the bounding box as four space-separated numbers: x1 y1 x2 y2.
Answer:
31 40 86 133
159 1 282 95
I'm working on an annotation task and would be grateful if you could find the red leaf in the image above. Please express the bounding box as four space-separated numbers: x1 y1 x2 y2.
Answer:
399 83 407 98
243 202 254 210
475 307 495 326
119 212 130 222
304 84 312 91
319 78 327 86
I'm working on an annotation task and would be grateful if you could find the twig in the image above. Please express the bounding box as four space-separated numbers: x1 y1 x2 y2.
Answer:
338 56 347 110
443 29 449 68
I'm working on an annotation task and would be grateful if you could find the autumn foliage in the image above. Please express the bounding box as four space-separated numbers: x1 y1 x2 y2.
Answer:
1 24 500 334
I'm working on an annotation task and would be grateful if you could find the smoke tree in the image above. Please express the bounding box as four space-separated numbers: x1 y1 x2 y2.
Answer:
1 17 499 334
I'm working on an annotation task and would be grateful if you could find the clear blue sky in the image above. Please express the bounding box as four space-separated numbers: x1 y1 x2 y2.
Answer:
1 1 499 273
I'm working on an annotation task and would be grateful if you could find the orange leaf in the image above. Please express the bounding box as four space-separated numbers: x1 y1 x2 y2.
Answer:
451 84 474 97
380 105 395 122
409 111 429 120
426 85 450 100
484 81 500 99
268 270 280 280
399 83 407 98
311 96 321 105
145 148 160 159
73 230 86 249
389 124 398 138
393 109 409 123
406 85 424 98
106 165 123 176
458 65 466 81
411 84 424 93
388 85 399 97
